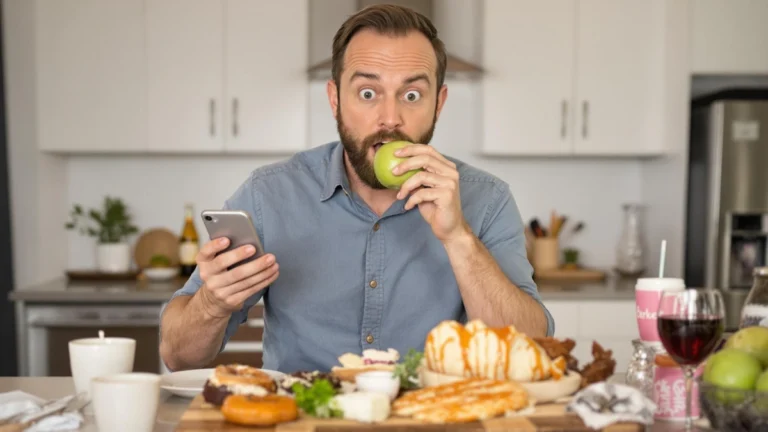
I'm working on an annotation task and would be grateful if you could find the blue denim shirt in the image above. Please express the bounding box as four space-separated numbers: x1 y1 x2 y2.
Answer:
167 141 554 373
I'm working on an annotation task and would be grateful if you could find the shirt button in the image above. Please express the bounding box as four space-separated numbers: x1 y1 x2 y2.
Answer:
373 223 380 231
366 334 374 344
369 280 377 288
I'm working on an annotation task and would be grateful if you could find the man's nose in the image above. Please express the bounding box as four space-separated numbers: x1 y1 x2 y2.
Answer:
377 96 403 130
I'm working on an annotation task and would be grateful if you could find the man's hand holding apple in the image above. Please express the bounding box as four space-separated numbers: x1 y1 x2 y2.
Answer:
385 143 470 244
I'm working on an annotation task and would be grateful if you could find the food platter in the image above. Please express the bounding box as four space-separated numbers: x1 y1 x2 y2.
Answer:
175 319 632 430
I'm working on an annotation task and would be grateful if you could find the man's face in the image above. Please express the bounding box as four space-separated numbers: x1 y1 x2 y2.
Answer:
328 29 448 189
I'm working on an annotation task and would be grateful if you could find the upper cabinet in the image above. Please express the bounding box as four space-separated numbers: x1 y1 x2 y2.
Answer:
482 0 671 156
35 0 308 154
692 0 768 74
36 0 147 153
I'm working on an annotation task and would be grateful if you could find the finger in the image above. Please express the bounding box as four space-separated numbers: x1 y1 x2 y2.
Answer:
219 253 277 286
395 144 456 168
227 269 280 307
220 263 279 298
209 245 262 274
397 171 455 200
392 154 455 178
196 237 231 262
404 187 452 211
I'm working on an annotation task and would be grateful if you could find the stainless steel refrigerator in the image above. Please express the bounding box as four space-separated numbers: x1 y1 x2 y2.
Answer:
685 88 768 329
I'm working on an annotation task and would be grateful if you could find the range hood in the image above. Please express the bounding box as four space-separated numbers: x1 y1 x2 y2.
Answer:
307 0 484 80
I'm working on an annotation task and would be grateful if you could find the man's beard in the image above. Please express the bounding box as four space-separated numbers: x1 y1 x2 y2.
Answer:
336 106 437 190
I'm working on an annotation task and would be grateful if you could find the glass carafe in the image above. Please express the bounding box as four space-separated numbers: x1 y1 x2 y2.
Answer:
615 203 646 277
740 267 768 328
625 339 657 399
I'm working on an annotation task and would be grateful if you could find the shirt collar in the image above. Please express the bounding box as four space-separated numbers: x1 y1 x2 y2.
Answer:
320 142 351 201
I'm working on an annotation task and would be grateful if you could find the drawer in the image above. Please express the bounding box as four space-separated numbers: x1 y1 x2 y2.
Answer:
209 351 263 368
248 305 263 319
543 301 580 338
578 301 637 338
230 324 264 342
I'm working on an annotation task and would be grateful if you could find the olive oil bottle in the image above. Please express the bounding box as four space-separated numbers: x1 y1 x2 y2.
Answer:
179 203 199 277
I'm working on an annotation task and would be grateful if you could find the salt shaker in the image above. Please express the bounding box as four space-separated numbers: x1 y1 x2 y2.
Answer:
625 339 656 399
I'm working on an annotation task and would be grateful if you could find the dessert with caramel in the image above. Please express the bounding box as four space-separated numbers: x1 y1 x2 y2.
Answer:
424 320 567 382
392 377 530 423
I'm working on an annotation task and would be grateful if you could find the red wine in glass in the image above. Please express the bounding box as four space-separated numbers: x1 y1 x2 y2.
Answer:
656 288 725 431
657 315 724 365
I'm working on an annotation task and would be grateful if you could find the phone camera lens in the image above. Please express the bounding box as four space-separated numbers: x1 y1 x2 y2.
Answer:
204 215 213 222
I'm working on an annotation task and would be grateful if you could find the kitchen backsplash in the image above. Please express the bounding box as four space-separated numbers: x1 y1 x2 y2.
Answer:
66 81 643 271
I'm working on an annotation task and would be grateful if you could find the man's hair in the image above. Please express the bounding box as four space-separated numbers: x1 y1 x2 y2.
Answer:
331 4 447 90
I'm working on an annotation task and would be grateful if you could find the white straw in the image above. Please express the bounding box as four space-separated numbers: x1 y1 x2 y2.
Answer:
659 239 667 278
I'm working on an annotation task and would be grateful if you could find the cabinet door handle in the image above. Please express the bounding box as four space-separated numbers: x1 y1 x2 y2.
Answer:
582 100 589 138
209 99 216 136
232 98 239 137
561 100 568 138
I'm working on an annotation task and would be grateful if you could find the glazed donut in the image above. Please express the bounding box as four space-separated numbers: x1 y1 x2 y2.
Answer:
221 394 299 426
213 364 277 391
202 364 277 406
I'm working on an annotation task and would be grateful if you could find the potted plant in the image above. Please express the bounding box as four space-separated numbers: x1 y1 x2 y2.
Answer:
65 196 139 273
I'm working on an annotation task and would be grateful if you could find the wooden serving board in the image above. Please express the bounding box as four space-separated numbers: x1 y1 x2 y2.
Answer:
175 395 642 431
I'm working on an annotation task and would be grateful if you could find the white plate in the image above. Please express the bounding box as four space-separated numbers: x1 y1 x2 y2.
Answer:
160 368 286 398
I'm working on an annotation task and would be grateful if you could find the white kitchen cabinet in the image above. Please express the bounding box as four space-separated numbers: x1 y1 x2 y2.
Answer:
223 0 308 153
545 300 637 372
482 0 668 157
481 0 575 155
692 0 768 74
573 0 665 155
35 0 147 153
147 1 224 153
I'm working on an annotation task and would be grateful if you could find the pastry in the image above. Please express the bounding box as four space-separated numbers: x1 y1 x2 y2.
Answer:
331 348 399 382
221 394 298 426
202 364 277 406
392 377 530 423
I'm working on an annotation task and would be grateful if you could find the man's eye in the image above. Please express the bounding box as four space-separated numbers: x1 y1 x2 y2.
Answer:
404 90 421 102
359 89 376 100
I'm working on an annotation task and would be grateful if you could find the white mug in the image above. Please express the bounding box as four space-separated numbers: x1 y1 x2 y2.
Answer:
91 373 160 432
68 335 136 398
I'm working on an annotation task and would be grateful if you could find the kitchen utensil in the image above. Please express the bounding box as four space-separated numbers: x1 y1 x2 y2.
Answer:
134 228 180 270
0 392 88 432
529 218 546 237
533 238 559 272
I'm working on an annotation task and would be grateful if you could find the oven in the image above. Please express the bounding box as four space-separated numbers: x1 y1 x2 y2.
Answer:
20 304 165 376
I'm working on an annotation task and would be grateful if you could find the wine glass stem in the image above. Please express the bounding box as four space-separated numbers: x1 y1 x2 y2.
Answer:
684 365 695 430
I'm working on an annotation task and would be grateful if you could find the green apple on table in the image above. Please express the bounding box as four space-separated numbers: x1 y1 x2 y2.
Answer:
373 141 423 190
702 326 768 404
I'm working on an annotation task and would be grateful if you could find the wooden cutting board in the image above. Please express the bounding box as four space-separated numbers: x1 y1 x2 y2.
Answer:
175 395 642 431
533 268 606 282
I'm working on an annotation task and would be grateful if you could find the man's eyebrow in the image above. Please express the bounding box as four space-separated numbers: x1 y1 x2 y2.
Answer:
350 71 379 82
404 73 430 86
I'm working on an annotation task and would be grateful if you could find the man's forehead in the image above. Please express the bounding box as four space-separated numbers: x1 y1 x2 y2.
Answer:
343 29 437 80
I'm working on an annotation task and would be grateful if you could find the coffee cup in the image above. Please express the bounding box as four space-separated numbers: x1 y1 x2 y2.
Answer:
91 373 160 432
69 333 136 398
635 278 685 343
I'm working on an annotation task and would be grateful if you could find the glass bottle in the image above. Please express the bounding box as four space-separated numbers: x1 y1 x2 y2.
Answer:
625 339 657 399
740 267 768 328
615 203 646 277
179 203 199 277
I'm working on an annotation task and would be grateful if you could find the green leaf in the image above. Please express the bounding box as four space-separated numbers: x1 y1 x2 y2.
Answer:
393 349 424 390
291 379 342 418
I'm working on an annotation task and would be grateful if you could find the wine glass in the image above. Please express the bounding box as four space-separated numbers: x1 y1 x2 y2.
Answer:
656 288 725 430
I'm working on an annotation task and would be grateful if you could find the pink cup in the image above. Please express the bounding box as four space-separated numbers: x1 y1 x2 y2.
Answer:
653 358 705 421
635 278 685 343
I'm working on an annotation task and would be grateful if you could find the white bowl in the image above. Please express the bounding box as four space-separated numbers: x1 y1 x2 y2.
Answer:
355 370 400 401
143 267 179 281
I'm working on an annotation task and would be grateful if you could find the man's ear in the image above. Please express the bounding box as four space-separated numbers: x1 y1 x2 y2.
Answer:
327 79 339 119
435 84 448 121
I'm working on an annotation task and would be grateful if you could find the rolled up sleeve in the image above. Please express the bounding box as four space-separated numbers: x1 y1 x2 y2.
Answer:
477 183 555 336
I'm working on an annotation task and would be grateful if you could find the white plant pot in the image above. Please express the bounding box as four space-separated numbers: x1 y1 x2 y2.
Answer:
97 242 131 273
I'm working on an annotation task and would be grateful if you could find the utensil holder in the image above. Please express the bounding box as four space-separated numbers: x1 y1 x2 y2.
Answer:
533 238 559 272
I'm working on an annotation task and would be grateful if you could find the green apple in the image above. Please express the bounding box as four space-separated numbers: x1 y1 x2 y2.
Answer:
373 141 422 190
724 326 768 367
703 348 763 405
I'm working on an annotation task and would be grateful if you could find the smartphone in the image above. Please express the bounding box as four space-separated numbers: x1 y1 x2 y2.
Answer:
201 209 265 270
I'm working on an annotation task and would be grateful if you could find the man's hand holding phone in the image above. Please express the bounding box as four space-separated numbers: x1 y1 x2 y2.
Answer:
196 237 279 318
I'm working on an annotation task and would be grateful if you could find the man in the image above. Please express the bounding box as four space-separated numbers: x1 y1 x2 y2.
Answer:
159 4 554 373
